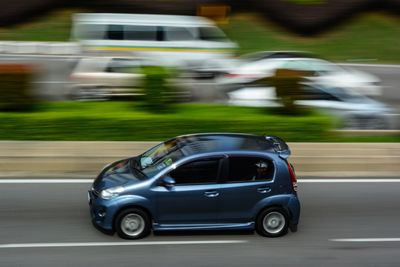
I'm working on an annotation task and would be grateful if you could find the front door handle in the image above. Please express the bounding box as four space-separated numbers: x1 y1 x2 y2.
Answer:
204 191 219 198
257 187 271 193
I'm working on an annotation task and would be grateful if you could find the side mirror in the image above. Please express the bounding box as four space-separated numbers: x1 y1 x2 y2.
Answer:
161 176 176 188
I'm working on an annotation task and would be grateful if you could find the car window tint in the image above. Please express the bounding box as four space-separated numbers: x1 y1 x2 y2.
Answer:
124 25 158 41
227 156 274 182
164 27 195 41
107 25 124 40
106 58 141 73
169 158 220 184
300 85 339 101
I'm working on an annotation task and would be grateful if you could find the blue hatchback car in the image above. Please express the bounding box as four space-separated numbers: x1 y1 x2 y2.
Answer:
88 133 300 239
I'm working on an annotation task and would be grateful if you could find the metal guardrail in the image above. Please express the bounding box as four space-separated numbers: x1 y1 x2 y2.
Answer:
0 41 80 55
0 141 398 177
333 130 400 136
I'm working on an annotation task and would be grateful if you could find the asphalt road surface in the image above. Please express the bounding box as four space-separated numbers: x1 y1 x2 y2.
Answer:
0 177 399 267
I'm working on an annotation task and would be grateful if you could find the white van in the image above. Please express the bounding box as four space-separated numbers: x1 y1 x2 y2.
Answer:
71 13 237 67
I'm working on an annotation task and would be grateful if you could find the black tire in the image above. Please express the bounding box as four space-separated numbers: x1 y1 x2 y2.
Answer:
256 207 289 237
115 208 151 240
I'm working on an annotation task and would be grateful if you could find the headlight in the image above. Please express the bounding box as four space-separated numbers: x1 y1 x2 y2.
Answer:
100 186 125 200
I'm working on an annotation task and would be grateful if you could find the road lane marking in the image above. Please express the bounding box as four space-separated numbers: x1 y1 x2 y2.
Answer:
0 240 247 249
293 156 400 158
299 179 400 183
0 179 92 183
331 238 400 242
1 179 400 184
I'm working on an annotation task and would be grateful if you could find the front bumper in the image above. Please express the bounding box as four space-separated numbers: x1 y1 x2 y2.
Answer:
88 189 118 232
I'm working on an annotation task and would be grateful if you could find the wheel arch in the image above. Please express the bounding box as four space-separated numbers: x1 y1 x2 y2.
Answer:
253 195 294 222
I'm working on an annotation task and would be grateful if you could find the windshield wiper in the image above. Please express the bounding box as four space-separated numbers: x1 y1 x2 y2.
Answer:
130 158 147 179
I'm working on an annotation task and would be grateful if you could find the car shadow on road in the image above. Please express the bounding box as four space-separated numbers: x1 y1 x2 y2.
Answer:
153 229 255 237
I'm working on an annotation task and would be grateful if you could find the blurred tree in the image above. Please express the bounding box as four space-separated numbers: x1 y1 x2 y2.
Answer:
262 68 314 115
140 65 176 113
0 64 38 111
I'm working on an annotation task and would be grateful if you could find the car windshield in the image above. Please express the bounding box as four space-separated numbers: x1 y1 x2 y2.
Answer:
199 27 228 41
138 139 184 177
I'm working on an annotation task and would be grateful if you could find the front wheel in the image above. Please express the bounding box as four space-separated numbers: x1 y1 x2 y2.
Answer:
256 207 289 237
115 208 151 239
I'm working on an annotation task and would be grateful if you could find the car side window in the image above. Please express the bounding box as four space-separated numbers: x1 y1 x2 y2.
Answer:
106 25 124 40
226 156 274 182
300 85 339 101
164 27 195 41
169 158 221 185
124 25 158 41
106 59 141 73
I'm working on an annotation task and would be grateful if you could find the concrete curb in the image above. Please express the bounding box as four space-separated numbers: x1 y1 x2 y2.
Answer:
0 141 399 177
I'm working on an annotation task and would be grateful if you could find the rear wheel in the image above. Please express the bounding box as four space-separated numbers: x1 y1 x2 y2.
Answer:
115 208 151 239
256 207 289 237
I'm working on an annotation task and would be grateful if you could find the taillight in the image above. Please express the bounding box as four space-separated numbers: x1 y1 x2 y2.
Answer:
287 162 298 192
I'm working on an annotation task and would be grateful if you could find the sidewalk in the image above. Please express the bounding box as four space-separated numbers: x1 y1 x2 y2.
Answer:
0 141 399 178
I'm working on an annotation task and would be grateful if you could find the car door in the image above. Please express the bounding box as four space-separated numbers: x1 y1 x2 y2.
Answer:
153 157 223 224
218 155 275 223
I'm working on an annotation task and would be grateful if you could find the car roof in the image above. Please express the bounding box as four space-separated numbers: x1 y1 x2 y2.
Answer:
241 51 317 61
74 13 214 27
171 133 288 157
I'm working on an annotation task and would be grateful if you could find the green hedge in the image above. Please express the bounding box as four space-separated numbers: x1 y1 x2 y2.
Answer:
141 65 175 112
0 102 333 141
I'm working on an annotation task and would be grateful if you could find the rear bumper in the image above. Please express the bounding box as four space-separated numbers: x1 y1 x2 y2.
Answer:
287 195 301 231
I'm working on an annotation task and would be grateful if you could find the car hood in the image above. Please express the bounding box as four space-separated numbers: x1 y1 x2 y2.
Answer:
93 158 142 190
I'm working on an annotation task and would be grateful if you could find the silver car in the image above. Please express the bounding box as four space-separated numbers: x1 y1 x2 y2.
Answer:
69 57 145 100
228 84 396 129
217 52 381 96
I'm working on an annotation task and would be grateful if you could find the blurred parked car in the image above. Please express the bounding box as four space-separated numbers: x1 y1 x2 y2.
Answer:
238 51 317 62
228 84 395 129
217 51 381 96
185 51 314 80
72 13 237 68
69 57 145 100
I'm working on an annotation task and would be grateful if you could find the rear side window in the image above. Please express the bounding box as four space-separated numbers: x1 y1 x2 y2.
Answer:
124 25 158 41
169 158 221 185
226 156 274 182
164 27 195 41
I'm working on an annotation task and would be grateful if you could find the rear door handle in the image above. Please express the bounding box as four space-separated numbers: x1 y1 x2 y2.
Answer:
257 187 271 193
204 191 219 198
